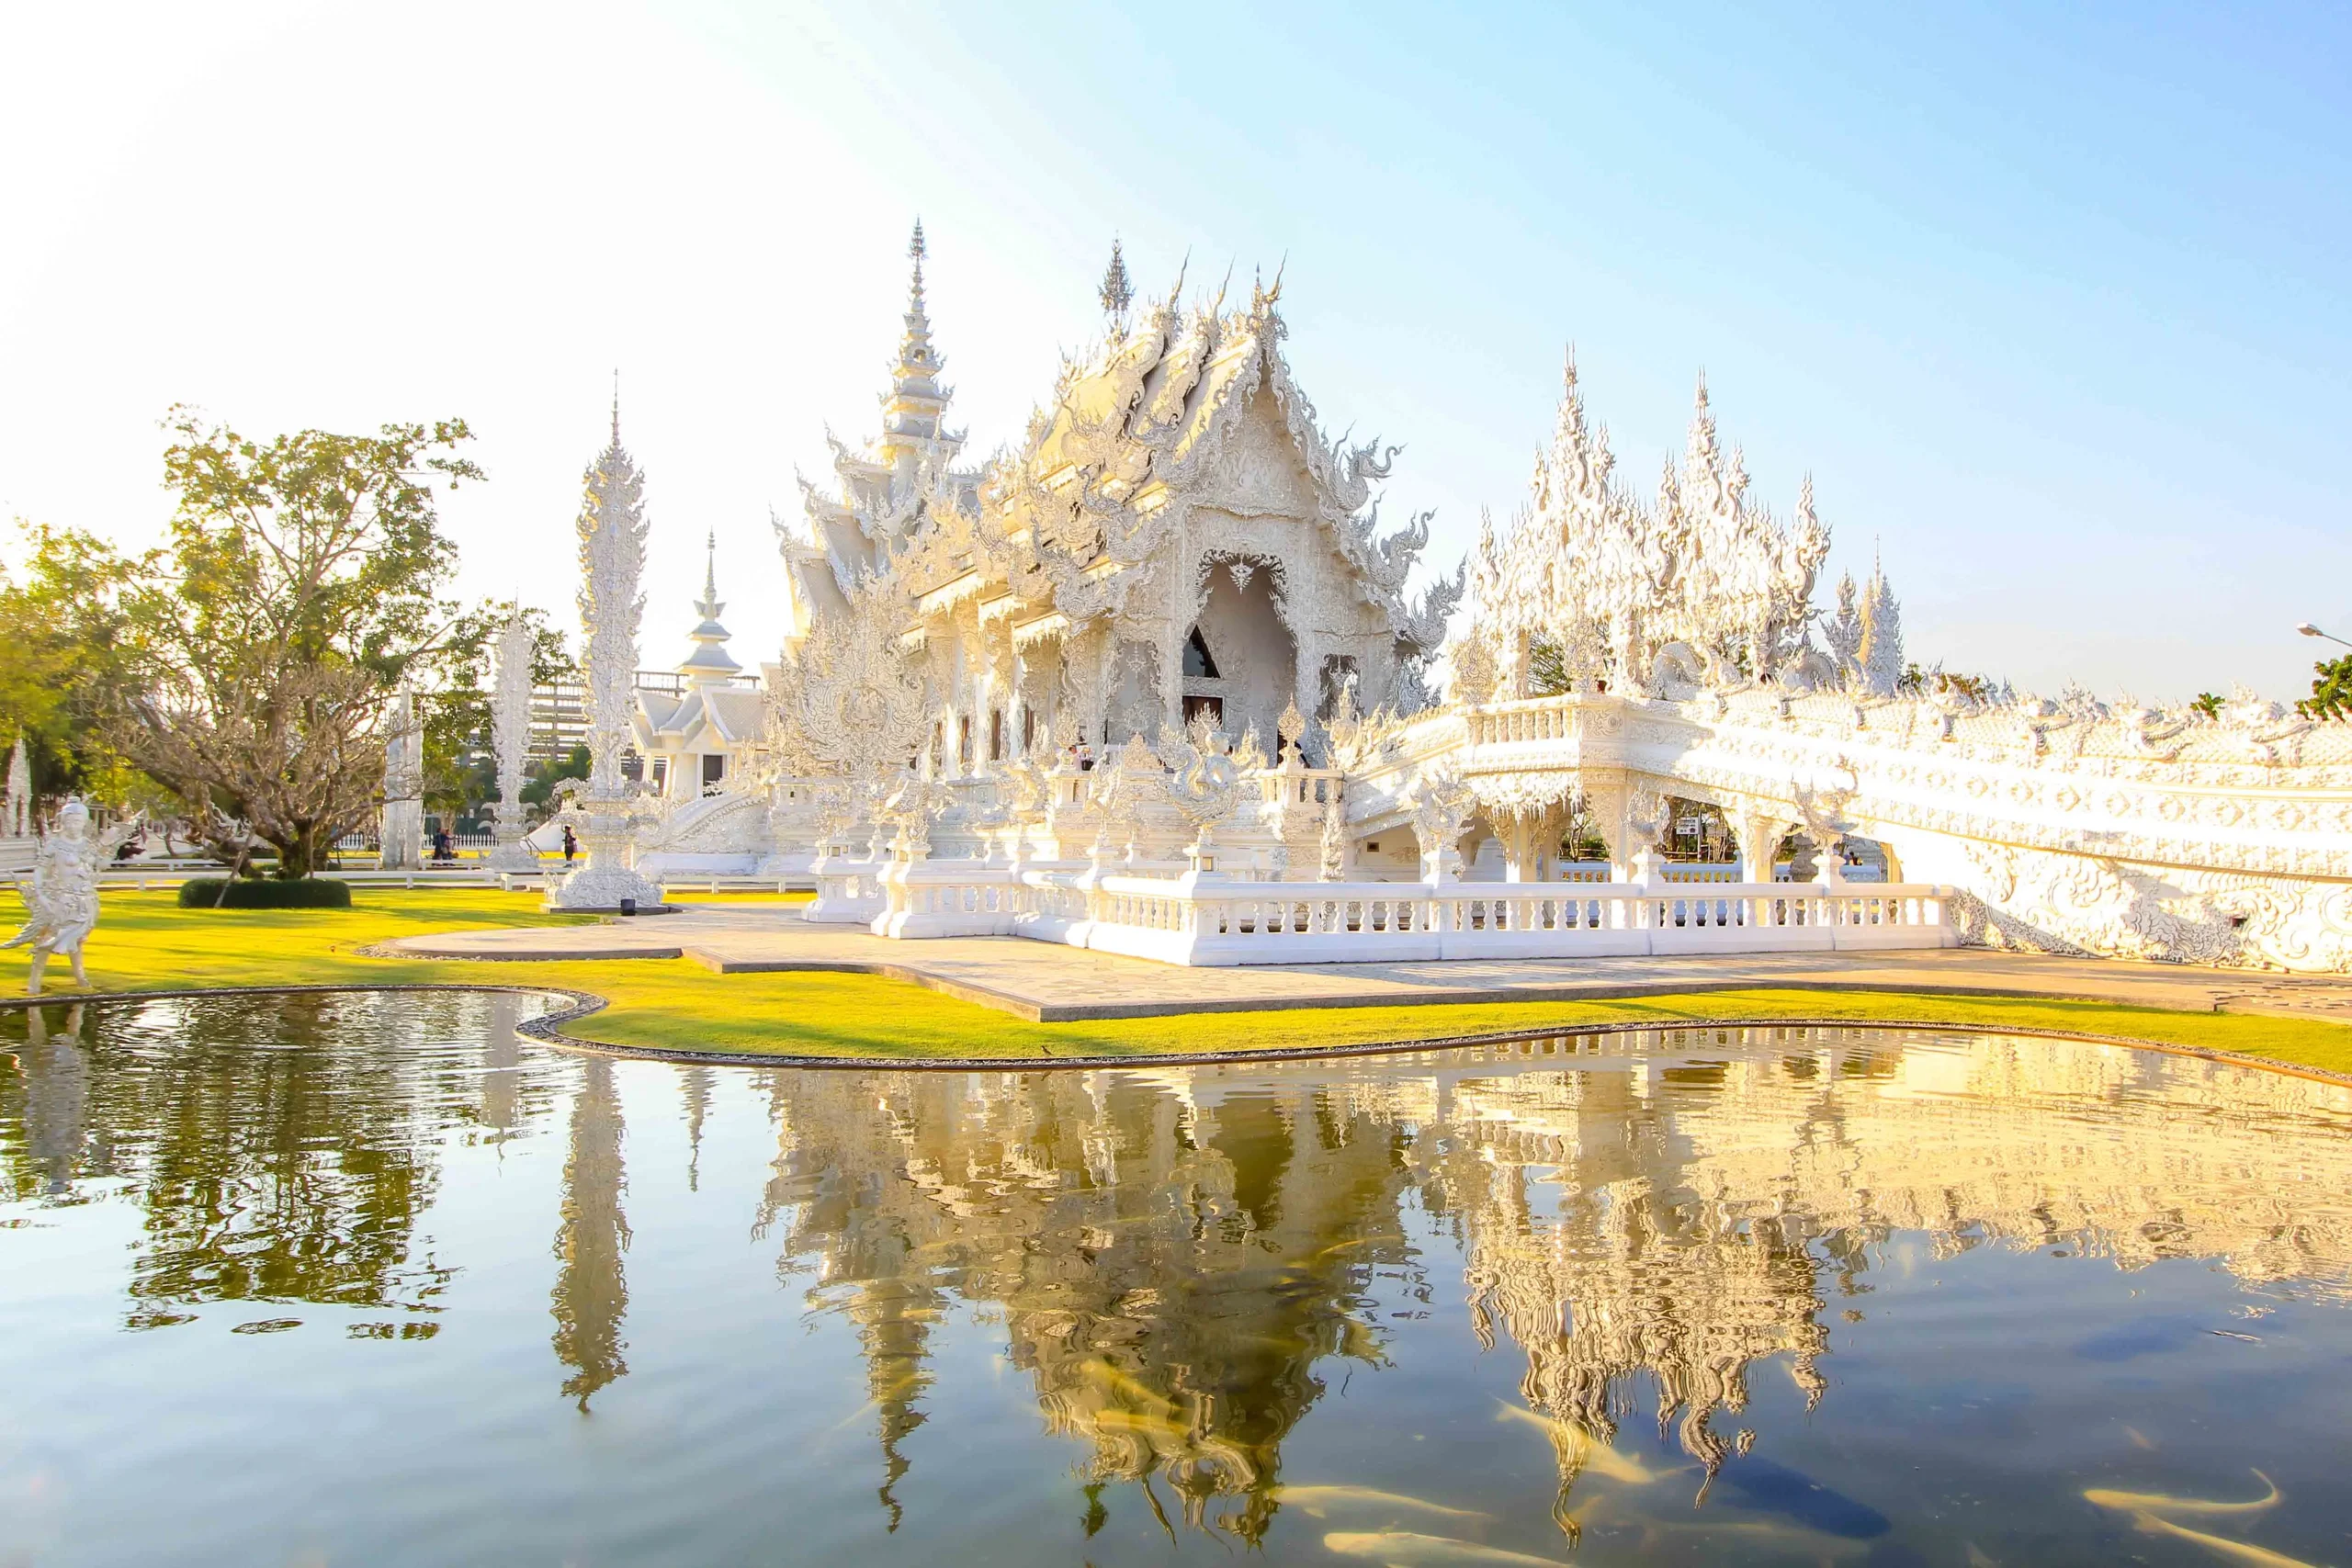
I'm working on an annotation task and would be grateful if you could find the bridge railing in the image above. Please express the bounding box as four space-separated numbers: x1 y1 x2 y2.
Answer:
1465 697 1577 747
816 855 1958 965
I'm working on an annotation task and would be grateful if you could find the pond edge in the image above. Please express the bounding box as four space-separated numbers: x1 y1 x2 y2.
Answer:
5 981 2351 1089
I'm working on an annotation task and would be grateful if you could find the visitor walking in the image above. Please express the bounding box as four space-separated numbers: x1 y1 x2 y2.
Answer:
561 826 577 865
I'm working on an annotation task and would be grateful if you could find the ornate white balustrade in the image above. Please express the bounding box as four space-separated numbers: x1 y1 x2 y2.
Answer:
1084 876 1952 965
820 851 1955 967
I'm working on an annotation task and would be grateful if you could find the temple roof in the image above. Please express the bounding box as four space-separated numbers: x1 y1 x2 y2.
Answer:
782 242 1462 670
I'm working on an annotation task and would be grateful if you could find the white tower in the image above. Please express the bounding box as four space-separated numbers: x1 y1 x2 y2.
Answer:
548 388 665 911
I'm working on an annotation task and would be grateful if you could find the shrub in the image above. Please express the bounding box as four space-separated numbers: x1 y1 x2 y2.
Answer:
175 878 354 910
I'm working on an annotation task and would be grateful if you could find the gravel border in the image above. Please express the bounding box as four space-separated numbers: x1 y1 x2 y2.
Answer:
5 982 2349 1089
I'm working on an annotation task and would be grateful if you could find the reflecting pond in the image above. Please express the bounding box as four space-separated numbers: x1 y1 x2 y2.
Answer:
6 993 2352 1566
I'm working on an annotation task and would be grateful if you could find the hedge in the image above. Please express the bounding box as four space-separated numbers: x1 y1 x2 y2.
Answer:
175 878 355 910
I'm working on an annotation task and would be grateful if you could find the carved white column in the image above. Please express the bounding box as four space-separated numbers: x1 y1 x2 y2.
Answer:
379 687 424 872
487 615 537 871
1731 804 1797 886
5 737 29 839
548 405 663 911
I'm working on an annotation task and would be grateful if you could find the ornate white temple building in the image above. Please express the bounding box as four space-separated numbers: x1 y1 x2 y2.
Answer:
563 225 2349 973
775 225 1455 772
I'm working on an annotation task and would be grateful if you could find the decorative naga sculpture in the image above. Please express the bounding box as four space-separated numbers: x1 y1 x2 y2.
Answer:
6 800 137 995
1160 714 1247 874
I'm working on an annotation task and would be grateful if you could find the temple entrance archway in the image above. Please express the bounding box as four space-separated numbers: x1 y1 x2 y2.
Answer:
1186 558 1295 753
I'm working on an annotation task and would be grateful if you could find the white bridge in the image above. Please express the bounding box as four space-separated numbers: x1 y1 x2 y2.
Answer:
745 675 2351 973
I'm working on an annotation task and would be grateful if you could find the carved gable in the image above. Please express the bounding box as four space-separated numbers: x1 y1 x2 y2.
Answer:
1203 385 1318 520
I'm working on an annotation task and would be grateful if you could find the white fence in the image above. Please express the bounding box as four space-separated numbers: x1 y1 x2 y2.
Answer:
90 865 808 896
816 855 1958 966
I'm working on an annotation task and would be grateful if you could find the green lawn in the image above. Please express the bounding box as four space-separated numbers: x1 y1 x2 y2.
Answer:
5 887 2349 1072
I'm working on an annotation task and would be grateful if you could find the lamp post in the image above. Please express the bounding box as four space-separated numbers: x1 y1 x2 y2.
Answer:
2297 622 2352 649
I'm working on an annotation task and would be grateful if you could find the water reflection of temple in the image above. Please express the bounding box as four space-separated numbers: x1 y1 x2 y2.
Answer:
756 1028 2352 1534
761 1067 1420 1540
550 1056 631 1412
11 1004 2352 1537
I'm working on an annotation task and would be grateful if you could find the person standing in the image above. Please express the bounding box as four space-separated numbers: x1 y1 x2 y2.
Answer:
561 825 578 865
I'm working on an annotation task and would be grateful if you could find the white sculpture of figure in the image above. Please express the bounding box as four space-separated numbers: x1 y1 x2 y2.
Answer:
1161 714 1246 877
548 393 665 912
1317 791 1349 882
1792 778 1854 886
379 688 425 871
6 800 136 996
486 615 538 871
4 738 28 839
1409 769 1475 884
1823 573 1863 677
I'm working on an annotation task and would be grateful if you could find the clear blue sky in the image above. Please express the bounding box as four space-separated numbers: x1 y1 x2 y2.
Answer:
3 1 2345 700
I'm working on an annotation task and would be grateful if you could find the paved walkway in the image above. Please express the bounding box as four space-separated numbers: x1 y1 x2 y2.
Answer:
380 908 2352 1025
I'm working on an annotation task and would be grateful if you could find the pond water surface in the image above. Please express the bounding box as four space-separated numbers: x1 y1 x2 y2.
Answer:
5 993 2351 1566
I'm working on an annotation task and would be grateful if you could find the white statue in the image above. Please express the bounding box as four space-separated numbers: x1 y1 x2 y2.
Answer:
1408 768 1476 884
1159 713 1246 874
487 615 537 871
4 738 28 839
548 393 665 910
6 800 136 996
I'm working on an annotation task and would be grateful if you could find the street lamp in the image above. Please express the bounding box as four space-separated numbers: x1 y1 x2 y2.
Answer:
2299 623 2352 649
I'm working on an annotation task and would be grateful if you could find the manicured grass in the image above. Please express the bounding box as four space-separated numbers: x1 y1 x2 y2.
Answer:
6 887 2349 1073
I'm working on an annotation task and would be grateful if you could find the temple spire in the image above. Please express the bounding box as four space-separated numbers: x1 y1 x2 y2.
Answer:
1098 235 1134 326
879 220 950 457
609 368 621 447
680 531 740 688
904 221 931 352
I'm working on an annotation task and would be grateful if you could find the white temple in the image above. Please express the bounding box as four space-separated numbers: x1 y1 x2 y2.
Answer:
775 224 1456 771
578 225 2348 973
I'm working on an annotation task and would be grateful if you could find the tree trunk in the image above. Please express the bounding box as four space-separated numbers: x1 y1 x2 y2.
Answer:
272 823 323 879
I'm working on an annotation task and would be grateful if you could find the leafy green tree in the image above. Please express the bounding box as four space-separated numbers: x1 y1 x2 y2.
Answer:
0 523 152 809
107 409 483 877
2301 655 2352 721
2191 692 2225 718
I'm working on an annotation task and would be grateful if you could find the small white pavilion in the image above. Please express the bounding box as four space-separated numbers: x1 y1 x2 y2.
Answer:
631 534 763 796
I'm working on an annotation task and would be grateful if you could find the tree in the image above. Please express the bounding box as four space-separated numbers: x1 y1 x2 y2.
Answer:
0 523 151 809
107 409 483 877
2302 655 2352 721
2191 692 2225 718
